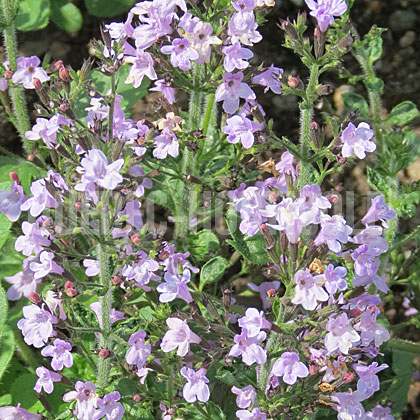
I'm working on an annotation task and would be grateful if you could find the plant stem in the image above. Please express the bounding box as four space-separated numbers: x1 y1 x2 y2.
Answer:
96 195 112 389
107 72 116 141
297 63 319 189
1 0 32 154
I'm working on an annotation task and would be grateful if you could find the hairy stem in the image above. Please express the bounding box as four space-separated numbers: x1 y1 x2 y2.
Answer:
1 0 32 154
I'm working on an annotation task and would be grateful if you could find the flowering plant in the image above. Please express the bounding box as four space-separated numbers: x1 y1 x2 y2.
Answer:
0 0 419 419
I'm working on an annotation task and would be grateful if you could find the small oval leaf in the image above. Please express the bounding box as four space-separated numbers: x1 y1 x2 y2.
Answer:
387 101 420 125
199 256 229 292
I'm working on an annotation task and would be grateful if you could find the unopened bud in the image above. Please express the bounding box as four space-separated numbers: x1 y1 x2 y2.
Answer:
130 233 141 244
328 194 339 204
310 121 323 148
66 288 78 297
59 66 69 82
223 288 232 313
316 84 333 96
343 372 355 383
349 308 362 318
54 60 64 71
150 169 160 177
260 223 275 249
267 289 276 298
32 77 42 90
60 237 70 246
112 275 121 286
98 348 110 358
268 192 280 203
309 364 317 375
338 156 347 164
338 34 355 52
29 292 41 304
27 153 34 161
64 281 74 290
132 394 141 403
74 201 82 210
9 172 19 182
59 103 67 112
4 70 13 79
288 76 302 90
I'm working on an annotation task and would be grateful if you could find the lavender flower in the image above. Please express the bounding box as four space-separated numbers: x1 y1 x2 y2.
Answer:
291 269 329 310
4 269 37 301
236 408 267 420
83 259 100 277
160 244 199 275
0 181 28 222
316 264 348 295
223 114 263 149
238 308 271 338
150 79 176 104
366 405 395 420
29 251 64 280
180 367 210 403
353 362 388 399
153 131 179 159
271 351 309 385
305 0 348 32
362 195 396 226
314 214 353 253
125 331 151 369
157 269 193 303
298 183 331 225
15 220 51 257
222 42 253 72
12 56 50 89
17 304 56 348
41 339 73 371
0 404 42 420
215 72 256 114
63 381 98 420
355 311 390 348
161 38 199 71
232 0 258 13
20 179 58 217
122 252 160 290
228 11 262 46
325 313 360 354
248 281 281 309
341 122 376 159
332 391 366 420
90 302 125 328
34 367 62 394
229 329 267 365
231 385 256 409
93 391 125 420
251 64 283 94
160 317 201 356
125 50 157 88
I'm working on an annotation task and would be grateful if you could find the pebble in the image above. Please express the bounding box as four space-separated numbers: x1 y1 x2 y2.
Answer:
389 10 418 32
399 31 416 48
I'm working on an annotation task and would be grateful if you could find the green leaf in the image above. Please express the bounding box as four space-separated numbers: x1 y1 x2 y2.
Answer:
199 256 229 292
403 130 420 166
11 373 43 411
0 394 12 407
341 92 369 117
84 0 135 17
364 77 384 94
225 206 270 265
0 285 7 338
15 0 50 31
50 0 83 32
0 326 15 380
190 229 220 261
387 101 420 125
0 213 12 251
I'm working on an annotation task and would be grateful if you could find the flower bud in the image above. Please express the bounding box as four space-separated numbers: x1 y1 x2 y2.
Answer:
54 60 64 71
260 223 275 249
59 66 69 82
309 364 317 375
32 77 43 90
288 76 302 90
343 372 355 383
74 201 82 211
29 292 41 304
98 349 110 358
60 237 70 247
338 156 347 165
64 281 74 290
59 103 67 112
9 172 19 182
267 289 276 298
316 84 333 96
328 194 339 204
132 394 141 403
4 70 13 79
66 288 78 297
223 288 232 313
112 275 121 286
130 233 141 244
338 34 355 52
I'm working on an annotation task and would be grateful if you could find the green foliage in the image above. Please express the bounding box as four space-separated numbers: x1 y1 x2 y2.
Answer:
387 101 420 126
190 229 220 261
0 285 7 337
225 206 270 265
354 25 386 66
50 0 83 32
11 374 44 411
341 92 369 118
199 256 229 292
0 326 14 380
15 0 50 31
84 0 136 17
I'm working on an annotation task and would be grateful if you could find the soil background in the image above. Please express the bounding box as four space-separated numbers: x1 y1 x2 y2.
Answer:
0 0 419 418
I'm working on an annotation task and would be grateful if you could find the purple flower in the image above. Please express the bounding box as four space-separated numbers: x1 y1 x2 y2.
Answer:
12 56 50 89
332 391 366 420
0 181 28 221
4 269 37 301
305 0 348 32
366 405 395 420
20 179 58 217
362 195 396 227
291 269 329 310
41 339 73 371
29 250 64 280
354 226 389 255
34 367 61 394
353 362 388 400
228 11 262 46
229 329 267 365
125 50 157 88
232 0 257 13
222 42 253 72
150 79 176 104
83 259 100 277
17 304 56 348
354 311 390 348
125 331 151 369
298 183 331 225
275 151 297 179
161 38 199 71
0 77 8 91
93 391 125 420
325 313 360 354
25 114 71 149
236 408 267 420
248 281 281 309
215 72 256 114
119 200 143 230
316 264 347 295
271 351 309 385
181 367 210 403
76 149 124 193
160 244 199 275
90 302 125 328
231 385 256 409
223 114 263 149
341 122 375 159
122 252 160 290
314 214 353 253
63 381 98 420
251 64 283 94
157 269 193 303
15 220 52 256
153 131 179 159
238 308 271 338
0 404 42 420
160 317 201 356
